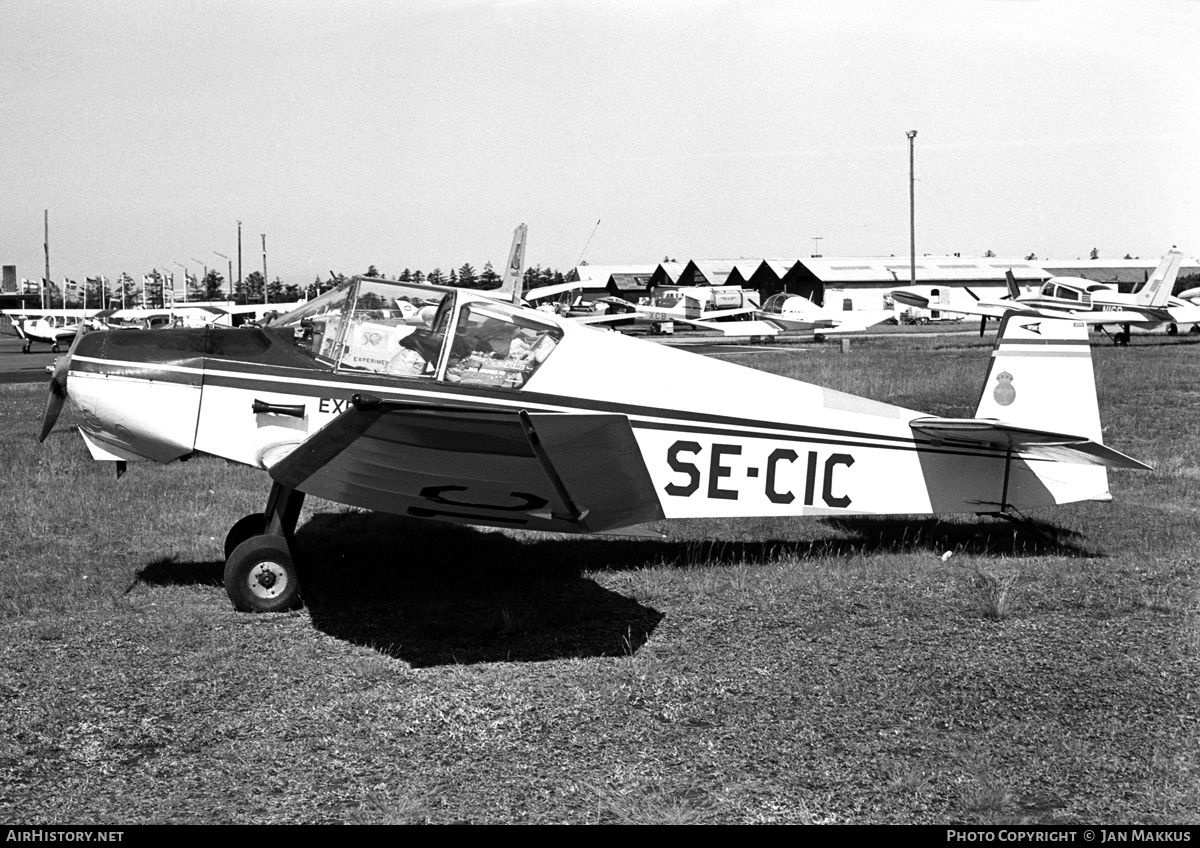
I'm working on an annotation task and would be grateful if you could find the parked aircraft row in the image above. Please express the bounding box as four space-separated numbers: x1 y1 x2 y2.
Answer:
890 248 1200 343
2 302 287 353
36 224 1149 615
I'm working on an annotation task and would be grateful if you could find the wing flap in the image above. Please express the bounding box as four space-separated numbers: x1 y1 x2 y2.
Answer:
909 416 1150 470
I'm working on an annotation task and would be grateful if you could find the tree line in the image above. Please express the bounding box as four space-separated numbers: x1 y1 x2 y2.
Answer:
36 258 571 309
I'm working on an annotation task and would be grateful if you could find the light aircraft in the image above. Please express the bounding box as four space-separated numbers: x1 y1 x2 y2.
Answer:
582 286 780 338
38 226 1148 615
5 312 86 353
891 249 1197 344
756 293 896 334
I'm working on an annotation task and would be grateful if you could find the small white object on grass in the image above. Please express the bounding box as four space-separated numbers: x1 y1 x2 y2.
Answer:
941 551 953 561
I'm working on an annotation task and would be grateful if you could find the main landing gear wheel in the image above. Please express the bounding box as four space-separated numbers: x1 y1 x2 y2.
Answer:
22 343 30 354
224 513 267 559
224 536 301 613
52 343 61 353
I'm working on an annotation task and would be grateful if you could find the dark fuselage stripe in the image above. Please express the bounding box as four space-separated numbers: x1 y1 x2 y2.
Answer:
73 355 1023 461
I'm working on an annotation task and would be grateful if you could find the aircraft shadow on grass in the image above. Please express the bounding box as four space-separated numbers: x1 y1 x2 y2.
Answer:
135 509 1089 667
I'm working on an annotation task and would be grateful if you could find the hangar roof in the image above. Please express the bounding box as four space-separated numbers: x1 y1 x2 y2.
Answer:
568 264 658 288
799 256 1051 284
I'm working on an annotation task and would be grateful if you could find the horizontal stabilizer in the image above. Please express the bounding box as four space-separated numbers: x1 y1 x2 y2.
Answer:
910 417 1150 470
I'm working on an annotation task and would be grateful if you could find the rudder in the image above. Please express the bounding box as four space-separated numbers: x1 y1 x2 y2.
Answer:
975 314 1101 442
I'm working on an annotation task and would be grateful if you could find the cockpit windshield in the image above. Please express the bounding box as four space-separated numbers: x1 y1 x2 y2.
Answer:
442 299 563 389
275 279 452 374
273 278 562 388
761 293 790 314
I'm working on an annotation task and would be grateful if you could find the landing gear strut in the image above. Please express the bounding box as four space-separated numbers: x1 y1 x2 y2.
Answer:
223 482 307 613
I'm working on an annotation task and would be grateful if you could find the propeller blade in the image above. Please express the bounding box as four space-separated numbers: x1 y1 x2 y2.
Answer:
37 330 83 443
979 316 988 338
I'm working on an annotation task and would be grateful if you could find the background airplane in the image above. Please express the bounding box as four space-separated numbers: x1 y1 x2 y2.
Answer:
38 235 1146 614
3 312 86 352
891 249 1197 343
580 285 780 338
756 292 896 334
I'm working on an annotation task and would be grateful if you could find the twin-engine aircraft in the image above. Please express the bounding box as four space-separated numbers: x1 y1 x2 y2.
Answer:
891 249 1198 343
37 231 1148 613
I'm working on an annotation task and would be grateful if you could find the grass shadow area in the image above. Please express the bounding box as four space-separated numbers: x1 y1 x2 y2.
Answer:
293 511 667 667
129 507 1093 668
819 514 1095 557
136 555 225 589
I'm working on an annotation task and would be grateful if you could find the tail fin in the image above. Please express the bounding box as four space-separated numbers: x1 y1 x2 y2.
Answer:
495 223 528 305
1004 269 1021 300
975 314 1101 442
1135 248 1183 308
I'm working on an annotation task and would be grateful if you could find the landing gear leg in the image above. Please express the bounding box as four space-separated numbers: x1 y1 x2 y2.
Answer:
223 482 307 613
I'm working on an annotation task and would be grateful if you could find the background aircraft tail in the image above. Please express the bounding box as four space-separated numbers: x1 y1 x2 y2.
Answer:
495 223 528 305
1135 249 1183 308
1004 269 1021 300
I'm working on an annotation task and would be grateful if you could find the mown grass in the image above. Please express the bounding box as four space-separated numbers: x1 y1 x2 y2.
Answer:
1 332 1198 824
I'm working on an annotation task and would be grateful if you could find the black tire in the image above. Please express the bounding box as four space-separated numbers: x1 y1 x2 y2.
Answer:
224 536 301 613
224 512 266 560
1166 324 1178 336
21 344 30 354
52 343 61 353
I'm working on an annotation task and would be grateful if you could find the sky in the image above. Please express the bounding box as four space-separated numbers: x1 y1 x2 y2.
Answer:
2 0 1198 288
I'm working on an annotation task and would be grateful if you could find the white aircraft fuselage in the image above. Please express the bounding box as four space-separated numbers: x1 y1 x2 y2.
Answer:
41 274 1145 612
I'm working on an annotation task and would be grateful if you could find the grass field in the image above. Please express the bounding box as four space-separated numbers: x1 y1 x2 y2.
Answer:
1 331 1198 824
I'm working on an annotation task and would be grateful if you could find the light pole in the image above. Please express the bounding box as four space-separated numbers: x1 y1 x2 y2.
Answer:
261 233 268 305
191 258 207 298
173 262 187 305
237 220 243 295
214 251 232 300
906 130 917 288
812 236 822 258
43 210 49 310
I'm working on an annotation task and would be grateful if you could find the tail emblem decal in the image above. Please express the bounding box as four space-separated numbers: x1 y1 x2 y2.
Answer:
993 371 1016 406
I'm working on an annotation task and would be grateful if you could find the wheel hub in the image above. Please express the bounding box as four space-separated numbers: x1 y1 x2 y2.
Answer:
248 561 289 600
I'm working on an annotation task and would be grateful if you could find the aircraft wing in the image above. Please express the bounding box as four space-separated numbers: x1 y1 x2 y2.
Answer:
525 281 581 302
267 399 665 533
570 311 637 327
909 417 1149 470
822 312 896 334
893 290 1154 325
1166 303 1200 324
890 290 1012 321
669 316 780 336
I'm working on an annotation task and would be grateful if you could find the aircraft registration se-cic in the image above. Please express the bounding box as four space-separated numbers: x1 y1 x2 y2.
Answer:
37 226 1150 613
